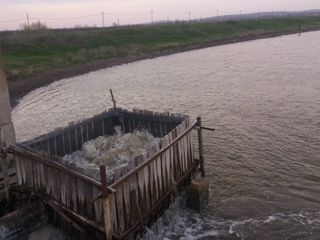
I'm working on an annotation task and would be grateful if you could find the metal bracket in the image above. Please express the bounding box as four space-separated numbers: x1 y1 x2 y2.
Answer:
194 126 215 132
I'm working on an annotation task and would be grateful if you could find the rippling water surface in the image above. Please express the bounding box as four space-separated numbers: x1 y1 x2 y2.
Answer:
13 31 320 239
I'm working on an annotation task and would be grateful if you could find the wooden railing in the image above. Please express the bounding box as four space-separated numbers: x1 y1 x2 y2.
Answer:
5 110 202 239
21 108 185 157
6 146 106 233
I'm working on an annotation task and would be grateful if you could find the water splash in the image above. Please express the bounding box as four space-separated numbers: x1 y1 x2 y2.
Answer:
62 127 159 179
139 194 320 240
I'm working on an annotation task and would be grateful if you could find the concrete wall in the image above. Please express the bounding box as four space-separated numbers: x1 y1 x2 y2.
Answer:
0 57 15 149
0 56 16 201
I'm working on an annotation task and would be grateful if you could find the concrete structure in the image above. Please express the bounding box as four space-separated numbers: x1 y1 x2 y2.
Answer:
0 56 16 201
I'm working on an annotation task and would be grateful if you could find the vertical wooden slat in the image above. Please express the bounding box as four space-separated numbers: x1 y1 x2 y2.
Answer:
160 138 168 194
100 165 113 240
142 156 151 212
14 155 22 185
122 166 131 229
136 155 146 217
128 158 139 227
25 157 32 187
71 176 78 212
60 172 66 205
84 181 94 219
93 187 104 225
40 162 45 189
150 150 158 201
77 178 85 216
110 192 118 233
155 144 163 198
114 168 125 233
147 152 155 207
74 127 79 151
80 124 84 146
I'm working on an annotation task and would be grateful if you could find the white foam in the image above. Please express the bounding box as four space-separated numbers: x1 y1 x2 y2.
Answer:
62 127 159 179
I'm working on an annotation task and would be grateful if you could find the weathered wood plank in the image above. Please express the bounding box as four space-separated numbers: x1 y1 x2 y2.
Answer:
155 143 163 199
77 178 85 216
122 166 131 229
93 187 104 225
71 176 78 212
114 167 125 233
15 155 23 185
142 155 151 212
84 181 94 220
128 158 139 227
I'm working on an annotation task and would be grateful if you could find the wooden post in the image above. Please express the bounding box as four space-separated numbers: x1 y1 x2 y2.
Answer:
109 89 117 109
0 144 10 202
196 117 205 177
100 165 113 240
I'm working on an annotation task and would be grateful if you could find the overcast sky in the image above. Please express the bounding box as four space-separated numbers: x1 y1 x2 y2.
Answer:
1 0 320 30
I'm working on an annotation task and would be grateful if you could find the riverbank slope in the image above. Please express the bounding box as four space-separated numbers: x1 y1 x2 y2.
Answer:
1 15 320 105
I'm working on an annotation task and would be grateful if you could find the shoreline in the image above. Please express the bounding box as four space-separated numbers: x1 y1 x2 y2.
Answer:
8 27 320 107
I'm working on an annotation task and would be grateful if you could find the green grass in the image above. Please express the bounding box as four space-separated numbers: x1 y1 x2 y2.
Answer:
1 15 320 82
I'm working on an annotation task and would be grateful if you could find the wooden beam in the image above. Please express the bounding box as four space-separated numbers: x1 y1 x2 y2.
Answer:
100 165 113 240
197 117 205 177
6 145 101 188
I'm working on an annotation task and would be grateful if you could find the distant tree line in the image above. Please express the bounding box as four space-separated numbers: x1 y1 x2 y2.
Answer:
20 21 48 31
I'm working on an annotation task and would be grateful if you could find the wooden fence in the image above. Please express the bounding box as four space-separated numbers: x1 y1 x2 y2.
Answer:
6 146 106 238
4 109 202 239
22 108 185 157
101 117 197 239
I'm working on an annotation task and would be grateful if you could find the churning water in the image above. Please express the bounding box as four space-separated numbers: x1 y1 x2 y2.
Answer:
12 30 320 239
62 127 159 180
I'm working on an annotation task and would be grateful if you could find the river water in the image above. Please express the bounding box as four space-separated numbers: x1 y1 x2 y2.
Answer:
13 31 320 239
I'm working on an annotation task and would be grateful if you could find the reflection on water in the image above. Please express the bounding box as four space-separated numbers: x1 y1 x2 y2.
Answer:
13 31 320 239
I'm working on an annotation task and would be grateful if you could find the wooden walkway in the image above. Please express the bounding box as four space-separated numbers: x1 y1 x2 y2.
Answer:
2 108 205 239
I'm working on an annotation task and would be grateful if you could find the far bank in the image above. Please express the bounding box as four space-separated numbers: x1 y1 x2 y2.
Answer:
1 15 320 106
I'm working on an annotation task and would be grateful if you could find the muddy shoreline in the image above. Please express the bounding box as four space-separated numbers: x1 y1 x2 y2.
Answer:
8 27 320 107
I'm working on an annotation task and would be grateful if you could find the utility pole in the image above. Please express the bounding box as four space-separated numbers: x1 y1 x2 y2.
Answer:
26 13 30 29
189 10 191 22
102 11 105 27
117 18 120 26
151 10 154 24
216 9 219 20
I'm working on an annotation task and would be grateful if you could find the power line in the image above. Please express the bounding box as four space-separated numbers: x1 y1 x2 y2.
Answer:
33 13 101 21
154 11 189 16
0 18 25 24
103 11 149 16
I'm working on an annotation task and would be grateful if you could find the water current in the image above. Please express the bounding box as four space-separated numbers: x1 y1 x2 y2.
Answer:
13 31 320 239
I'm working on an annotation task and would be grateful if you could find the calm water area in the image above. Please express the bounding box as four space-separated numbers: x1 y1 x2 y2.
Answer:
13 31 320 239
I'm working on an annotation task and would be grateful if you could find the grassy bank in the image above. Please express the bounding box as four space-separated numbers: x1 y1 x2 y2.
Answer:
1 15 320 104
